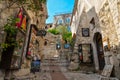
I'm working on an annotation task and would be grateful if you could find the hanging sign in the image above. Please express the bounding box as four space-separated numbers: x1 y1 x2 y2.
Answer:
36 30 47 36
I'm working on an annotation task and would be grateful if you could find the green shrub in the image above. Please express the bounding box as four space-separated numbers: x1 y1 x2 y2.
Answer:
47 29 60 35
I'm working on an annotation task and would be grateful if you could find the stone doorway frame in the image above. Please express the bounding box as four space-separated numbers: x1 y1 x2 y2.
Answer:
92 32 105 71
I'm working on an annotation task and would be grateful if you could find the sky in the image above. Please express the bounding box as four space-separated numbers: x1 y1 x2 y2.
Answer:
46 0 75 24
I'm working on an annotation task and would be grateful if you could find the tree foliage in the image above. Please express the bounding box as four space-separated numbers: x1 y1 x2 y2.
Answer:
48 26 73 44
0 0 47 13
56 25 72 43
4 17 19 36
0 17 19 50
47 28 60 35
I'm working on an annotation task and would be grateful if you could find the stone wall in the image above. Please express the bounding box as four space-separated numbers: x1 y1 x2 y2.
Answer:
0 1 48 78
98 1 119 47
108 0 120 43
97 0 120 79
0 2 19 77
43 32 60 59
74 10 91 52
52 13 72 28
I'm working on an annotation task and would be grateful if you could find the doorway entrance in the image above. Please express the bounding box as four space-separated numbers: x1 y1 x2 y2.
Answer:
94 32 105 70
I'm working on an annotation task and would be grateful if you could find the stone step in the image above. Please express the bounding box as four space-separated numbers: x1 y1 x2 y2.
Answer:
13 73 35 80
41 61 68 63
41 63 68 65
40 69 68 73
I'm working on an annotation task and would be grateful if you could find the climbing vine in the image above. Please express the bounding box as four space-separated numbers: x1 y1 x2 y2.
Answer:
0 0 47 13
0 0 47 50
0 17 19 50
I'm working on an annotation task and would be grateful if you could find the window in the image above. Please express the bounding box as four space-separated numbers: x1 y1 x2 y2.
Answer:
44 41 47 46
90 18 95 30
57 19 62 24
67 26 71 32
65 18 70 23
45 26 47 29
50 25 52 28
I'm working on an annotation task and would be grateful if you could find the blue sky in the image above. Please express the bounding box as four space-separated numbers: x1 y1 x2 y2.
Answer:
46 0 75 23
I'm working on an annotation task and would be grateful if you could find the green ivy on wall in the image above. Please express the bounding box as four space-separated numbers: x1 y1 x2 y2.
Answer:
0 17 19 50
4 17 19 36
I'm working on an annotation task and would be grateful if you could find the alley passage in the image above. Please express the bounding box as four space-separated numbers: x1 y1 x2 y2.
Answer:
14 52 99 80
39 53 69 80
44 59 68 80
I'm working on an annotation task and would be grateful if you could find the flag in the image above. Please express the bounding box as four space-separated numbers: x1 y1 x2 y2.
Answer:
16 8 23 28
21 16 26 30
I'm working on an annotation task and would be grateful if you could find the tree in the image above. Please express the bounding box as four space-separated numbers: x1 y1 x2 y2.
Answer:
48 25 73 44
0 0 47 14
56 25 72 43
47 28 60 35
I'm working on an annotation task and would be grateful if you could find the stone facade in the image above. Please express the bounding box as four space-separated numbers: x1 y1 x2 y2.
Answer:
0 0 47 78
52 13 72 31
43 32 60 59
45 23 53 30
71 0 120 78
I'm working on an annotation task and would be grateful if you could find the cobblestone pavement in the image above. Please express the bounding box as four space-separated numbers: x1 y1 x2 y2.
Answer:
35 57 100 80
60 63 100 80
49 59 68 80
14 57 100 80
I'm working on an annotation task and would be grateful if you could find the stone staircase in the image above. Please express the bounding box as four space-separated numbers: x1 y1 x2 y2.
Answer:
40 51 69 73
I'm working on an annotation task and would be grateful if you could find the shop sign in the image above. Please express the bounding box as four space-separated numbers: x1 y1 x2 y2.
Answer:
82 28 89 37
64 44 70 49
36 30 47 36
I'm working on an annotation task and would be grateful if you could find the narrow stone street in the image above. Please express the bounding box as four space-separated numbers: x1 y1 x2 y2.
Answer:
0 0 120 80
35 53 69 80
13 53 100 80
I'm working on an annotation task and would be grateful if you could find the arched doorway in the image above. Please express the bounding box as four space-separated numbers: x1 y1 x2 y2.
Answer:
94 32 105 70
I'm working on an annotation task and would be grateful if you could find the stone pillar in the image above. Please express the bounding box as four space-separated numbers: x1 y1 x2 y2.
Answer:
68 52 79 70
92 42 99 71
104 50 112 65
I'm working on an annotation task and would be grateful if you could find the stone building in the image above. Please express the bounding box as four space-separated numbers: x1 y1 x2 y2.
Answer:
71 0 120 78
52 13 72 32
0 0 47 79
43 32 60 59
45 23 53 30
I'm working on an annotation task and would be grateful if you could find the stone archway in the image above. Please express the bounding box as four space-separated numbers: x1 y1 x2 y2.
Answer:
93 32 105 70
